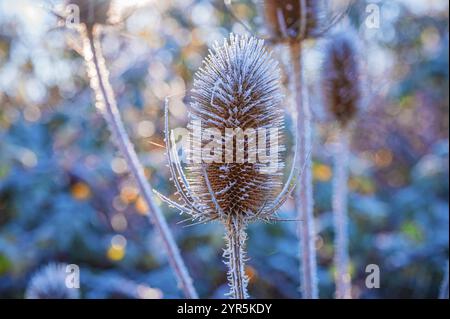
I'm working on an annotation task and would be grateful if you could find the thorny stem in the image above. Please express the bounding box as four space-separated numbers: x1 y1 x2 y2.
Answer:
81 26 198 299
224 217 249 299
333 128 352 299
289 41 318 299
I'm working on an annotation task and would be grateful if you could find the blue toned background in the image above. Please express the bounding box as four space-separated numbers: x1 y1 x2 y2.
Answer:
0 0 448 298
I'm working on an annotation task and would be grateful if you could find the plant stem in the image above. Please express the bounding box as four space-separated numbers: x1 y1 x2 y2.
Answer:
82 26 198 299
224 217 248 299
332 128 352 299
289 41 318 299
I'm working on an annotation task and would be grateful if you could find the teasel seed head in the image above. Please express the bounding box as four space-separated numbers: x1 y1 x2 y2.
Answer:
25 263 80 299
187 34 284 224
262 0 324 43
322 32 361 127
66 0 114 30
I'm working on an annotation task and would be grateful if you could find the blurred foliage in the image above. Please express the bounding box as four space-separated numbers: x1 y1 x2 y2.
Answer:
0 0 448 298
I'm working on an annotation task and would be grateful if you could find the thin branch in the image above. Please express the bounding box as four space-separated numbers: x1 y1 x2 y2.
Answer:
164 99 204 214
153 189 195 215
332 128 352 299
223 0 255 35
289 41 318 299
81 26 198 299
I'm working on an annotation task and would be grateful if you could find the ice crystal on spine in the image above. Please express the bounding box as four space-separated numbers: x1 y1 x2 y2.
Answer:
188 34 284 223
25 263 79 299
322 32 361 127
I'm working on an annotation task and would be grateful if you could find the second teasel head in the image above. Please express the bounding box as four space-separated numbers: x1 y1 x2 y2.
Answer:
322 32 361 127
66 0 114 30
262 0 324 43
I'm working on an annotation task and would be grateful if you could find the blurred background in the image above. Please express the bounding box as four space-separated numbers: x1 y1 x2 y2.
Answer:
0 0 448 298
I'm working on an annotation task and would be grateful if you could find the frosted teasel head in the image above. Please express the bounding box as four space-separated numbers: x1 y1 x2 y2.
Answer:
261 0 325 43
188 33 284 222
64 0 114 30
155 34 300 225
322 32 361 127
25 263 79 299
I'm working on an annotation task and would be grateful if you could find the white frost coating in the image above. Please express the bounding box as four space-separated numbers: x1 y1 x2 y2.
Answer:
333 128 352 299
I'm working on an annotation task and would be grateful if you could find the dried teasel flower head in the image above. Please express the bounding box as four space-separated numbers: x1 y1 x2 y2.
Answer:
262 0 324 43
187 34 285 224
65 0 114 30
322 32 361 127
25 263 80 299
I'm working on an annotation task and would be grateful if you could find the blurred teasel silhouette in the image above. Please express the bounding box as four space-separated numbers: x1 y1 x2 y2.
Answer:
322 32 361 128
262 0 325 43
322 31 362 299
155 34 301 299
258 0 329 299
248 0 352 300
66 0 114 30
25 263 79 299
254 0 353 300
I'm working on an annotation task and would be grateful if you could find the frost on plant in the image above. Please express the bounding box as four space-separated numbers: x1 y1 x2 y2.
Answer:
156 34 299 298
25 263 79 299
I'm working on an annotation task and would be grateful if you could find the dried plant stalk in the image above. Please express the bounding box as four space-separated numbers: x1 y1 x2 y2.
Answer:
224 217 249 299
261 0 323 299
80 26 198 299
290 42 318 299
332 129 352 299
323 32 361 299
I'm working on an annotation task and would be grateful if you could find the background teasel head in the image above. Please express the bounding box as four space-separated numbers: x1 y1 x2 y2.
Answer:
262 0 324 43
25 263 80 299
187 34 285 224
65 0 114 30
322 32 361 127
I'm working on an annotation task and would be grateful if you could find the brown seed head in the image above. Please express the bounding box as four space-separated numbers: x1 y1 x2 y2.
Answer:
67 0 113 29
187 34 285 223
322 32 361 127
263 0 323 43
